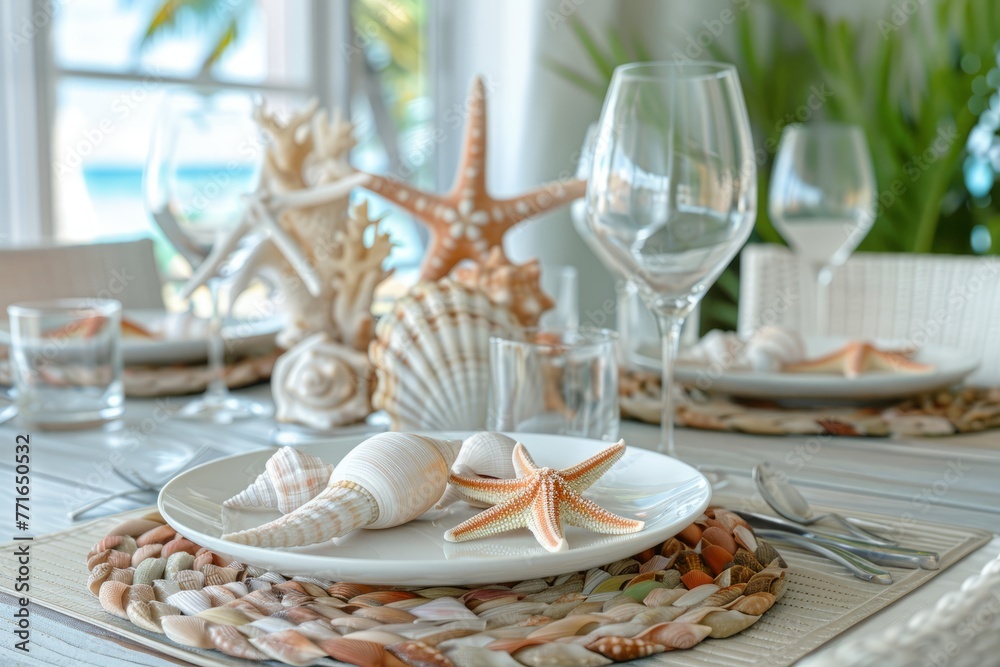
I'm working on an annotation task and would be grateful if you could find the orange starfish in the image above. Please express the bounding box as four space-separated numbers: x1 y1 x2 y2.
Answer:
443 441 644 553
783 341 935 379
360 77 587 281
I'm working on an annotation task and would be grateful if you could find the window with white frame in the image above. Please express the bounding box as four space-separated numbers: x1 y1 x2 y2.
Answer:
31 0 432 286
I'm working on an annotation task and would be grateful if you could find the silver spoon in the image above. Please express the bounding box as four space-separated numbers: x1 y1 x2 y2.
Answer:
753 462 897 546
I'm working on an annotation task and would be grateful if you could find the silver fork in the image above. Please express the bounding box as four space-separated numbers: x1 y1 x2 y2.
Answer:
69 443 221 520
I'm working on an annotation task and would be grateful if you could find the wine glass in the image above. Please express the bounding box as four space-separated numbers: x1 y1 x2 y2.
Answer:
145 99 270 423
587 62 757 456
769 123 876 336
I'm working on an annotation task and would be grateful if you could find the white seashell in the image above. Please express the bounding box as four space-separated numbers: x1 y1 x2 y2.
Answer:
408 597 479 622
174 569 206 591
436 431 518 509
161 616 215 649
447 645 525 667
209 624 270 661
133 557 166 587
165 552 194 580
196 607 252 626
745 326 805 372
222 432 461 548
222 582 249 598
153 580 181 602
202 584 239 607
126 600 181 633
250 628 328 666
514 642 613 667
223 446 334 514
166 589 212 615
273 333 374 429
370 280 519 430
98 580 130 618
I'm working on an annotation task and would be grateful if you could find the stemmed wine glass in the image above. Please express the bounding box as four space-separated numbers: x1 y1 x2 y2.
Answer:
145 99 270 423
769 123 876 336
586 62 757 456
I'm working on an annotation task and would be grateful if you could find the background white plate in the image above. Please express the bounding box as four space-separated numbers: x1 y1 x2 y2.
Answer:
673 337 980 401
158 433 711 585
0 309 281 366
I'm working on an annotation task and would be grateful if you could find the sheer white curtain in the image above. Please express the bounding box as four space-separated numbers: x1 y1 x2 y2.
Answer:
0 0 51 245
430 0 620 317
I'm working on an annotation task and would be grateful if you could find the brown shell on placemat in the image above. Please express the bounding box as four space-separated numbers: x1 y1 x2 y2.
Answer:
84 507 786 666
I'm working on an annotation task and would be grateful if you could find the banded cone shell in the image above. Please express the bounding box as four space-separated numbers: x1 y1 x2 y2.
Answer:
369 280 519 430
436 432 518 509
223 447 334 514
222 433 462 548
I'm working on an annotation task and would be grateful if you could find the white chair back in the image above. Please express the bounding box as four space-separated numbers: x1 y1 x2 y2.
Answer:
739 244 1000 386
0 239 165 312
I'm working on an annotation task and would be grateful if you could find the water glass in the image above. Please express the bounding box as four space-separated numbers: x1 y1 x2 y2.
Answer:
488 328 619 441
7 299 124 427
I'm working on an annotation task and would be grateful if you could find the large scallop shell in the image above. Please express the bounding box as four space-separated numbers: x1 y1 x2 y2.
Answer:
223 447 333 514
369 280 519 430
449 247 554 327
222 432 462 548
273 333 373 429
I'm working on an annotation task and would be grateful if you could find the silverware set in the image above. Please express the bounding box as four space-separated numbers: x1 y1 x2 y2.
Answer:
68 443 223 521
744 462 940 584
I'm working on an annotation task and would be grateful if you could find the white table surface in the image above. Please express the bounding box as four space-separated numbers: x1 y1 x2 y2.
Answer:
0 385 997 666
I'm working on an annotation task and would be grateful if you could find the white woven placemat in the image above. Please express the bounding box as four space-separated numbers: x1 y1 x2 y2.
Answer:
0 507 990 667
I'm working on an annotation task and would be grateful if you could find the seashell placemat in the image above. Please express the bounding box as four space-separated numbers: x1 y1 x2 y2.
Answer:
0 506 990 667
0 350 279 398
620 369 1000 438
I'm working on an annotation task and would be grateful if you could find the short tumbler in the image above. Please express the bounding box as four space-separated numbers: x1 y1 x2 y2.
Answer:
7 299 124 427
488 328 619 441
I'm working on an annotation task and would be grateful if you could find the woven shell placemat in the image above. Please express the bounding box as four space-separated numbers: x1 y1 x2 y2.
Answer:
0 505 989 667
620 369 1000 438
0 350 278 398
82 508 788 666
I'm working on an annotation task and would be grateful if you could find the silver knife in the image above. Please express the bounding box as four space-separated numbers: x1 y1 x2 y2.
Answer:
735 510 940 570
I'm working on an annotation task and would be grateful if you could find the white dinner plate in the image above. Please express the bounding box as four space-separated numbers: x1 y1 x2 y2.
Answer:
673 337 980 401
0 309 281 366
158 432 711 585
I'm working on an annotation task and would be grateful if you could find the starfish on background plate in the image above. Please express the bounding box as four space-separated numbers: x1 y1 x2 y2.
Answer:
360 76 587 281
443 441 644 553
783 341 935 379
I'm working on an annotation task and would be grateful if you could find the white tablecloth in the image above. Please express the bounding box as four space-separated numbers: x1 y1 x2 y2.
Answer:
0 386 997 665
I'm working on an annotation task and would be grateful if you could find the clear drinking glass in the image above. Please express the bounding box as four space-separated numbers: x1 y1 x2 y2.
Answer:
769 123 877 336
7 299 124 427
145 99 269 423
586 62 757 456
487 328 619 441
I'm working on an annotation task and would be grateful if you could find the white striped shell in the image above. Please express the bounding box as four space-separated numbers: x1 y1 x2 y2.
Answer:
222 432 462 548
223 446 334 514
369 280 520 430
436 432 518 509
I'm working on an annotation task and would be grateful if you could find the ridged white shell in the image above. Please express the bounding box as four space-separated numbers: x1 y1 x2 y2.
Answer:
273 333 373 429
223 446 333 514
222 432 462 548
436 432 518 509
369 280 519 430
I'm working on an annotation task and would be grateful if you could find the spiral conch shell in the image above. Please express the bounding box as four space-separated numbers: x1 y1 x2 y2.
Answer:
272 332 372 429
222 433 462 548
369 280 519 430
223 447 333 514
436 431 518 509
